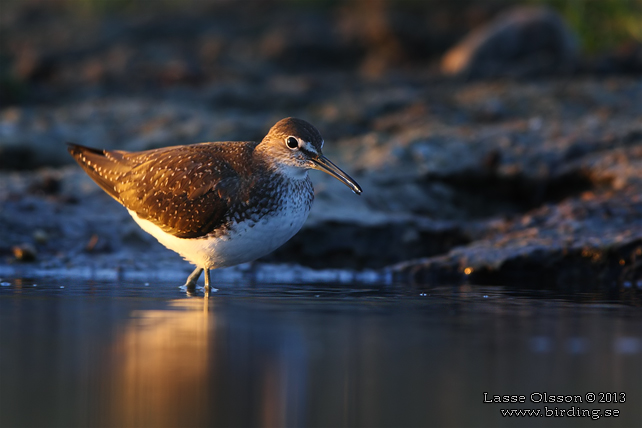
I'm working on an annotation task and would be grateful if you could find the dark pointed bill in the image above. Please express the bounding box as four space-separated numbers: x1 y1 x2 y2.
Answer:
310 155 362 195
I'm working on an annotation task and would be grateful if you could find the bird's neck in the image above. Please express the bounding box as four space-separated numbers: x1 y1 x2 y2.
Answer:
274 164 309 180
253 146 309 181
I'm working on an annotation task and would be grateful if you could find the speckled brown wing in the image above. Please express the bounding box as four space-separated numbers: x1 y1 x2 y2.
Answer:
68 141 259 239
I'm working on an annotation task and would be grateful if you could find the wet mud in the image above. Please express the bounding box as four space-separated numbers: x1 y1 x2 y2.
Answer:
1 2 642 290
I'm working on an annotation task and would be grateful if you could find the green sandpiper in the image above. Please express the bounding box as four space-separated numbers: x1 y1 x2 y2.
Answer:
68 118 362 296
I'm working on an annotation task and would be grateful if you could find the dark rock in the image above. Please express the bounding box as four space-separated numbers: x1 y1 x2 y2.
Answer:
28 174 61 195
0 145 34 170
12 243 36 262
441 6 579 78
590 41 642 75
391 188 642 288
264 216 470 269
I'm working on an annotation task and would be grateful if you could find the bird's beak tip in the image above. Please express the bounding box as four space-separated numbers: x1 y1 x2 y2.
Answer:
311 155 362 196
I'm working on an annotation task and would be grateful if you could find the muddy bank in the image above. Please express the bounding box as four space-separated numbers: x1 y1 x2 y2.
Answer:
1 2 642 290
2 77 641 291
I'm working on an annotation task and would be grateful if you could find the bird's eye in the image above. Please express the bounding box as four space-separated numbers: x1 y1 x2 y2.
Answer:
286 136 299 150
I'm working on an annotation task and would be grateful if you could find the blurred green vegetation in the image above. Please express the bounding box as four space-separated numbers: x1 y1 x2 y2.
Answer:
534 0 642 52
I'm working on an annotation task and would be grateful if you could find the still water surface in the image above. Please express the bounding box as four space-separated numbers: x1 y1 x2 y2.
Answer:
0 278 640 427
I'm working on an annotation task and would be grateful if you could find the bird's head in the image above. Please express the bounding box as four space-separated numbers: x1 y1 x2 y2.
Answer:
258 117 362 195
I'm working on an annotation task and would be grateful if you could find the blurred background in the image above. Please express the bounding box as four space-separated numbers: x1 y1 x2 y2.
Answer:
2 0 641 110
1 2 642 428
1 0 642 282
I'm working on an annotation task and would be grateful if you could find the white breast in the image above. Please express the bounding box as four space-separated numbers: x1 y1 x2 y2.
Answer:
127 195 311 269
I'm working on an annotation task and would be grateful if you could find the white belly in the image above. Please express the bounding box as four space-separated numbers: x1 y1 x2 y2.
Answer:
128 200 310 269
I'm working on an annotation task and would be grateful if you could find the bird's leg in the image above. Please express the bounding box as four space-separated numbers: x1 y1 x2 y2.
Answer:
204 269 211 298
185 267 203 294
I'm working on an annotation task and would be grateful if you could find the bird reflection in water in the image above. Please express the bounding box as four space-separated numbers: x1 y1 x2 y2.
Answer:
105 299 299 428
107 299 214 427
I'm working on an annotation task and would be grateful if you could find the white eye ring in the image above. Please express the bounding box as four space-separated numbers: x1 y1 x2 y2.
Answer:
285 136 299 150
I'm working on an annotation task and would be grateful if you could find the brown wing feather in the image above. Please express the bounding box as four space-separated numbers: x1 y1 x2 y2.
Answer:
67 144 129 200
68 141 259 238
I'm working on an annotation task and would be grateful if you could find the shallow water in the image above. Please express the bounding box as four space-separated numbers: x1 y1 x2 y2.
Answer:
0 278 640 428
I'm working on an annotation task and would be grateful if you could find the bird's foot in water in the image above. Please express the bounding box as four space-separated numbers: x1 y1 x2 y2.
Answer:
183 267 204 296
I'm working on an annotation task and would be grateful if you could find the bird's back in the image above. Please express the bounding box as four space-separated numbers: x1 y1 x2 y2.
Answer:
68 141 282 239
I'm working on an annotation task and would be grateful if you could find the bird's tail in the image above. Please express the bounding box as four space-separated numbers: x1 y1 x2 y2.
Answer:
67 143 124 201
